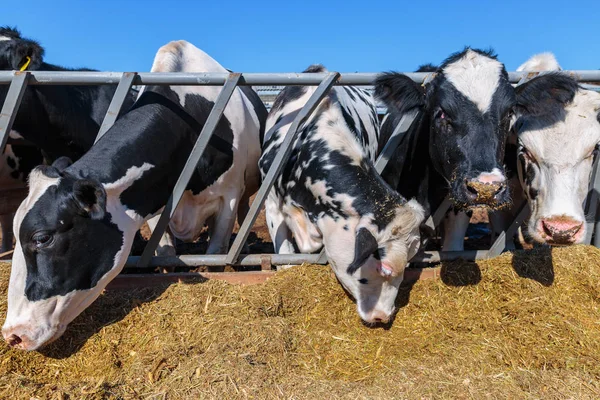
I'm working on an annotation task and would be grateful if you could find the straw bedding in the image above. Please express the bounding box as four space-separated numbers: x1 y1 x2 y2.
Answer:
1 245 600 399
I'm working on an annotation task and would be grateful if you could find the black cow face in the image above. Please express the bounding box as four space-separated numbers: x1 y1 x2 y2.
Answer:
376 48 516 210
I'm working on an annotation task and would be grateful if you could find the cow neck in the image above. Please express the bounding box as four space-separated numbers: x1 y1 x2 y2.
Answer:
63 90 202 220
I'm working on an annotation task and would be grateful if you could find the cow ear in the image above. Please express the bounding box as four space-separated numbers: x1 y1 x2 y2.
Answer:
51 156 73 171
515 73 578 117
374 72 425 115
347 227 378 275
72 179 106 220
10 38 44 71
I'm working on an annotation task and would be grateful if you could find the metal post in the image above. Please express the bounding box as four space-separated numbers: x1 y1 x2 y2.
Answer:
225 72 340 265
137 73 242 268
0 72 29 151
95 72 136 143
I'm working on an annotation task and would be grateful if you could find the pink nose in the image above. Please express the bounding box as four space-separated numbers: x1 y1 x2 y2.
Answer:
540 217 583 244
367 310 391 324
476 171 505 184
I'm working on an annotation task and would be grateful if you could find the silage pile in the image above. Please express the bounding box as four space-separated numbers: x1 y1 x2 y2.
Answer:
1 246 600 399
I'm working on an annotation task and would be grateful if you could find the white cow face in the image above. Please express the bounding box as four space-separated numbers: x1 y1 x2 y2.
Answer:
514 74 600 245
321 200 424 324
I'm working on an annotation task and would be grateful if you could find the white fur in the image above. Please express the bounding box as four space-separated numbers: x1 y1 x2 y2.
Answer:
443 49 503 113
517 53 561 72
0 36 11 42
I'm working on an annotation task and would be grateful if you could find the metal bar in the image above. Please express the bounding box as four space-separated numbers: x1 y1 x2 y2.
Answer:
424 197 453 231
95 72 136 143
0 72 29 151
125 249 489 269
374 109 419 174
225 72 340 265
487 202 530 257
0 70 599 86
585 154 600 245
136 73 242 268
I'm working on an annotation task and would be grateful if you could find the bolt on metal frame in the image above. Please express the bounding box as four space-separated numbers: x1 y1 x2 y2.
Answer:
0 70 600 269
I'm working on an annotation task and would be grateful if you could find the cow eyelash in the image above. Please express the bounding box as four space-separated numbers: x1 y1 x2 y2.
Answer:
31 231 54 249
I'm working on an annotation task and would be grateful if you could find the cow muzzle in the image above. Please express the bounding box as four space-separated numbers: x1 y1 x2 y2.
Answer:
462 170 508 208
2 322 64 351
538 216 584 245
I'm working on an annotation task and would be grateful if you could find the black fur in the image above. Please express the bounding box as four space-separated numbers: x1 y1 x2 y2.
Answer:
515 73 579 119
347 228 378 275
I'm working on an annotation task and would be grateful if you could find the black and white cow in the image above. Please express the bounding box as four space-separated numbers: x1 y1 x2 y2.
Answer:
374 48 516 251
0 26 136 251
511 53 600 245
260 65 424 324
2 40 266 350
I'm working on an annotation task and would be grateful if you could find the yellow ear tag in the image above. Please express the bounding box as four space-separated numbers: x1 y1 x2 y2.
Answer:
19 56 31 71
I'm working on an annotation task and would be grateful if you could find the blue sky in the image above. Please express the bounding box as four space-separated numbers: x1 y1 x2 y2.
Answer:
3 0 599 73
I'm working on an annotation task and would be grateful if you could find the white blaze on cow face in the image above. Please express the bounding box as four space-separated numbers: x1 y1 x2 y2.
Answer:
517 88 600 245
2 164 152 351
320 200 424 324
442 49 503 113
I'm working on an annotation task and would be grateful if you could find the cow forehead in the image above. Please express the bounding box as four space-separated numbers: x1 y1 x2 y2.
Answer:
442 49 504 113
15 170 60 230
520 91 600 163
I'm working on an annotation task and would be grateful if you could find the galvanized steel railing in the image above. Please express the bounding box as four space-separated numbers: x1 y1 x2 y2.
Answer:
1 69 600 270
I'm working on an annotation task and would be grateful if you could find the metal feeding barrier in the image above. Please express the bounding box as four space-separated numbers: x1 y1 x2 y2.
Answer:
1 69 600 273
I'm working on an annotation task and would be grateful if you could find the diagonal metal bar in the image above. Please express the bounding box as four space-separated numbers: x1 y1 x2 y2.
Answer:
137 73 242 268
0 72 29 151
424 197 452 231
225 72 340 265
487 201 530 257
95 72 137 143
584 154 600 245
374 109 419 174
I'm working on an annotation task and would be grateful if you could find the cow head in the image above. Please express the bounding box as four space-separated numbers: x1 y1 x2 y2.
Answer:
321 199 424 325
0 26 44 72
376 48 515 210
514 73 600 245
2 158 141 351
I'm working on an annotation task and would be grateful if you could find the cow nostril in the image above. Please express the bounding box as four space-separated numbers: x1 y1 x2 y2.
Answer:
6 334 22 347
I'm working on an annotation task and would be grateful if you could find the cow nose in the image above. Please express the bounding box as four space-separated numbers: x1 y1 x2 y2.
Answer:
367 310 390 324
465 177 505 204
540 217 583 244
5 334 22 347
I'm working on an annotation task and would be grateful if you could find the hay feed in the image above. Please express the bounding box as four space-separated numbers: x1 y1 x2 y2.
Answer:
0 245 599 399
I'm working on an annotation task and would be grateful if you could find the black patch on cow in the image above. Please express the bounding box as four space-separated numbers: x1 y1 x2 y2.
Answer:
343 224 349 231
373 246 386 260
358 278 368 284
10 171 19 179
374 73 425 116
6 156 15 169
347 227 378 275
515 73 579 131
19 176 124 301
7 145 44 183
416 63 438 72
0 27 136 163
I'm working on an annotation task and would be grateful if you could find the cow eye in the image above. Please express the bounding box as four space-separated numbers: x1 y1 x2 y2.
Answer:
32 232 53 248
